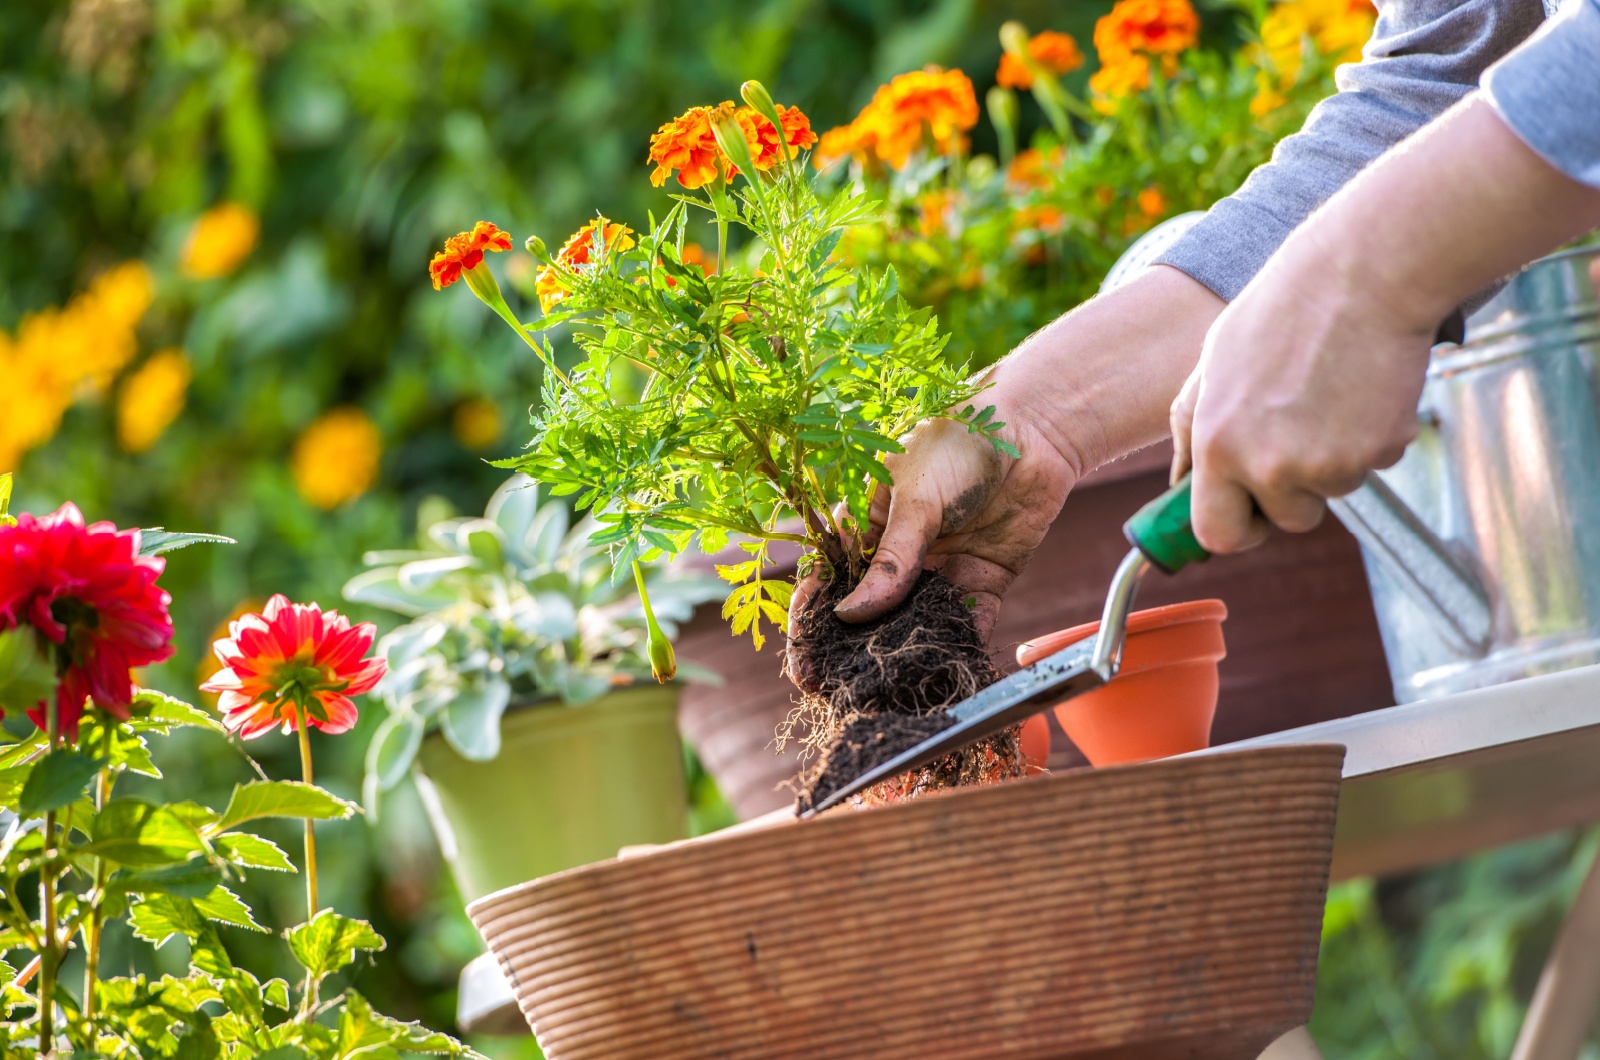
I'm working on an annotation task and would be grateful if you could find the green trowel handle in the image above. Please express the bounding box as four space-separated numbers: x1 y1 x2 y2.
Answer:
1123 473 1209 575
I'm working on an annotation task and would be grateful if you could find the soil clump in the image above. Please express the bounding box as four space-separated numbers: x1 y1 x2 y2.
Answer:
786 568 1024 814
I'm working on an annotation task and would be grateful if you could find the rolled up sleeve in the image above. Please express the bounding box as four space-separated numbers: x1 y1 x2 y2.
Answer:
1482 0 1600 188
1157 0 1546 301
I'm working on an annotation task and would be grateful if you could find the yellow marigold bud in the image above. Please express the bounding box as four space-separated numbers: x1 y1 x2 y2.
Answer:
632 561 677 683
740 80 783 133
182 203 259 280
525 234 550 263
709 103 758 186
117 348 191 453
291 406 381 510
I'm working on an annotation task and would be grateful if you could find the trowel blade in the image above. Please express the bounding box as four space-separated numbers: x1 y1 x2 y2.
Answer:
802 637 1104 816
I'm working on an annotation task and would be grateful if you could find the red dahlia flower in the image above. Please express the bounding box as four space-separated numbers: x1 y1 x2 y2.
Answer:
0 503 174 740
201 594 385 739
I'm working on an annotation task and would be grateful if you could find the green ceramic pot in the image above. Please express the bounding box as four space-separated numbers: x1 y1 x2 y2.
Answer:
415 683 688 903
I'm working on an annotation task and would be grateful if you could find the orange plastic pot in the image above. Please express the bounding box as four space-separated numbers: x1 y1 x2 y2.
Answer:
1016 599 1227 767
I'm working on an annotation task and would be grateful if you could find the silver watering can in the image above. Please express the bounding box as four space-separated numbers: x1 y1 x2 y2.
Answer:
1107 216 1600 703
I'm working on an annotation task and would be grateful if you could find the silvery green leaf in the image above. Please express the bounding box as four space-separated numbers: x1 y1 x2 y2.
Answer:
513 593 577 642
398 555 477 591
439 676 512 761
455 518 506 567
549 666 611 705
366 712 425 794
526 498 570 565
485 474 540 543
342 568 455 617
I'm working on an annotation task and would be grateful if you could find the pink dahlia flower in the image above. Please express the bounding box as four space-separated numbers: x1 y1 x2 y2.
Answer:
201 594 385 739
0 503 175 740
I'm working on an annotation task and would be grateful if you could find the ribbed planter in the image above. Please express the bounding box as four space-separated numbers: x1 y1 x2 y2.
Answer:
469 744 1344 1059
416 683 688 904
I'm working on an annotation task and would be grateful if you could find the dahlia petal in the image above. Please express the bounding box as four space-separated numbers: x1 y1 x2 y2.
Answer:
311 693 360 735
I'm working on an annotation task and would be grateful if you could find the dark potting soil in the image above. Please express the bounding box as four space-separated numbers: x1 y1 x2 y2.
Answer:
786 568 1024 814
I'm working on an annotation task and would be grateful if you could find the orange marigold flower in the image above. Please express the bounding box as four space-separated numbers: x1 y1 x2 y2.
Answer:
1094 0 1200 62
997 30 1086 89
1138 186 1168 218
680 242 715 276
814 123 873 169
648 106 724 189
1089 53 1159 110
916 188 959 238
429 221 513 291
737 104 819 170
535 217 636 313
853 66 980 169
1006 146 1065 190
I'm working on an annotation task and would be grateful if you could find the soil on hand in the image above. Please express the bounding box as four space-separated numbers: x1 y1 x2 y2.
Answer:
786 568 1025 814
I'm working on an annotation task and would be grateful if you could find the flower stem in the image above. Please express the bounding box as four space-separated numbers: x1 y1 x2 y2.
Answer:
82 725 113 1020
37 701 60 1057
293 700 319 918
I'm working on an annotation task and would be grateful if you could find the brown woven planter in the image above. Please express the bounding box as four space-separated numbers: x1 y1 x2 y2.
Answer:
469 744 1344 1059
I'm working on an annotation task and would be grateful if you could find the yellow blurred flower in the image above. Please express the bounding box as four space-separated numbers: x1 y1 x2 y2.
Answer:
181 203 260 280
1089 53 1157 111
292 407 381 509
1252 0 1376 113
0 260 152 469
452 396 503 451
117 348 191 453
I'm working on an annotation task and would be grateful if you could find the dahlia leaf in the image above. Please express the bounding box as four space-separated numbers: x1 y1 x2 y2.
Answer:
214 833 296 873
286 909 385 979
211 780 359 835
129 689 225 733
338 989 486 1058
193 884 266 932
136 529 236 556
85 799 208 866
128 894 234 975
110 857 225 899
17 747 107 816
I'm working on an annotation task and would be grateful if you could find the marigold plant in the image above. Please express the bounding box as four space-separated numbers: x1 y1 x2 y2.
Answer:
436 82 1011 653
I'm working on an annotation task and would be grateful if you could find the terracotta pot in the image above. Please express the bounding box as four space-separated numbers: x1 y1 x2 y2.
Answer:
1017 599 1227 767
469 744 1345 1060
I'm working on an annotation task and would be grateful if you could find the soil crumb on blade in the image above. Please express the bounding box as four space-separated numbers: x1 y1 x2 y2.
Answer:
786 569 1024 814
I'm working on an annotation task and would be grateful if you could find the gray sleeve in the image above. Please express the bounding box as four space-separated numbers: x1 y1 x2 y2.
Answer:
1155 0 1546 302
1483 0 1600 189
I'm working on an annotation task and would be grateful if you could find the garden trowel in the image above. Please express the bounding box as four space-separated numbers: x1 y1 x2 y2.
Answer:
802 474 1208 816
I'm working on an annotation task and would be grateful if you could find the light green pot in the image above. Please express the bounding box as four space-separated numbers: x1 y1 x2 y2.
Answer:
415 683 688 904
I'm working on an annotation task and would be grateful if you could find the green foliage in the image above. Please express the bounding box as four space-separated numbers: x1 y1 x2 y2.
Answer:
0 627 55 720
349 475 722 805
498 118 1008 648
0 688 477 1058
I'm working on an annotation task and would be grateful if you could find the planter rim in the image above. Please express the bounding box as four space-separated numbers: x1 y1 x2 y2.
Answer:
1017 598 1228 664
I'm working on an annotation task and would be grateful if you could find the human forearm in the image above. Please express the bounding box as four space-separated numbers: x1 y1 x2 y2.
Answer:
988 264 1223 477
1294 94 1600 334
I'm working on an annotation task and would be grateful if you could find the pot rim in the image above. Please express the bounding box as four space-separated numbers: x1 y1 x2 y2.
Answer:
1017 598 1228 664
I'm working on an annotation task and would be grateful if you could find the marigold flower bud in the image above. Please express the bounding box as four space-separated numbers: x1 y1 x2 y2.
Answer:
740 80 783 133
632 561 677 683
987 86 1020 137
999 20 1031 57
710 104 758 185
525 234 550 263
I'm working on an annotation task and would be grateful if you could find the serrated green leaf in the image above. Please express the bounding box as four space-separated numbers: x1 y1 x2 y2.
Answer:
211 781 358 835
129 895 234 976
86 799 207 866
338 989 486 1057
214 832 296 872
111 858 225 899
286 910 385 979
129 689 226 733
137 529 237 556
194 885 266 931
18 747 107 816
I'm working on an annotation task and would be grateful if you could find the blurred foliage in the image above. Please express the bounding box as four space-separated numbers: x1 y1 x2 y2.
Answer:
1 0 1591 1054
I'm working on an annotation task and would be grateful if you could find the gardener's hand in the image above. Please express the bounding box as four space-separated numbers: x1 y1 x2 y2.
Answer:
1170 95 1600 554
786 266 1223 686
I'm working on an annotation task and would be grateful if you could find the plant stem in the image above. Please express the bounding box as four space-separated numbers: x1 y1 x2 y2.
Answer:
37 700 60 1058
82 725 113 1020
293 700 319 918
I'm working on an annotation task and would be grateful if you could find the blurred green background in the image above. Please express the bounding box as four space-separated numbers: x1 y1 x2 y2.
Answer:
1 0 1590 1056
